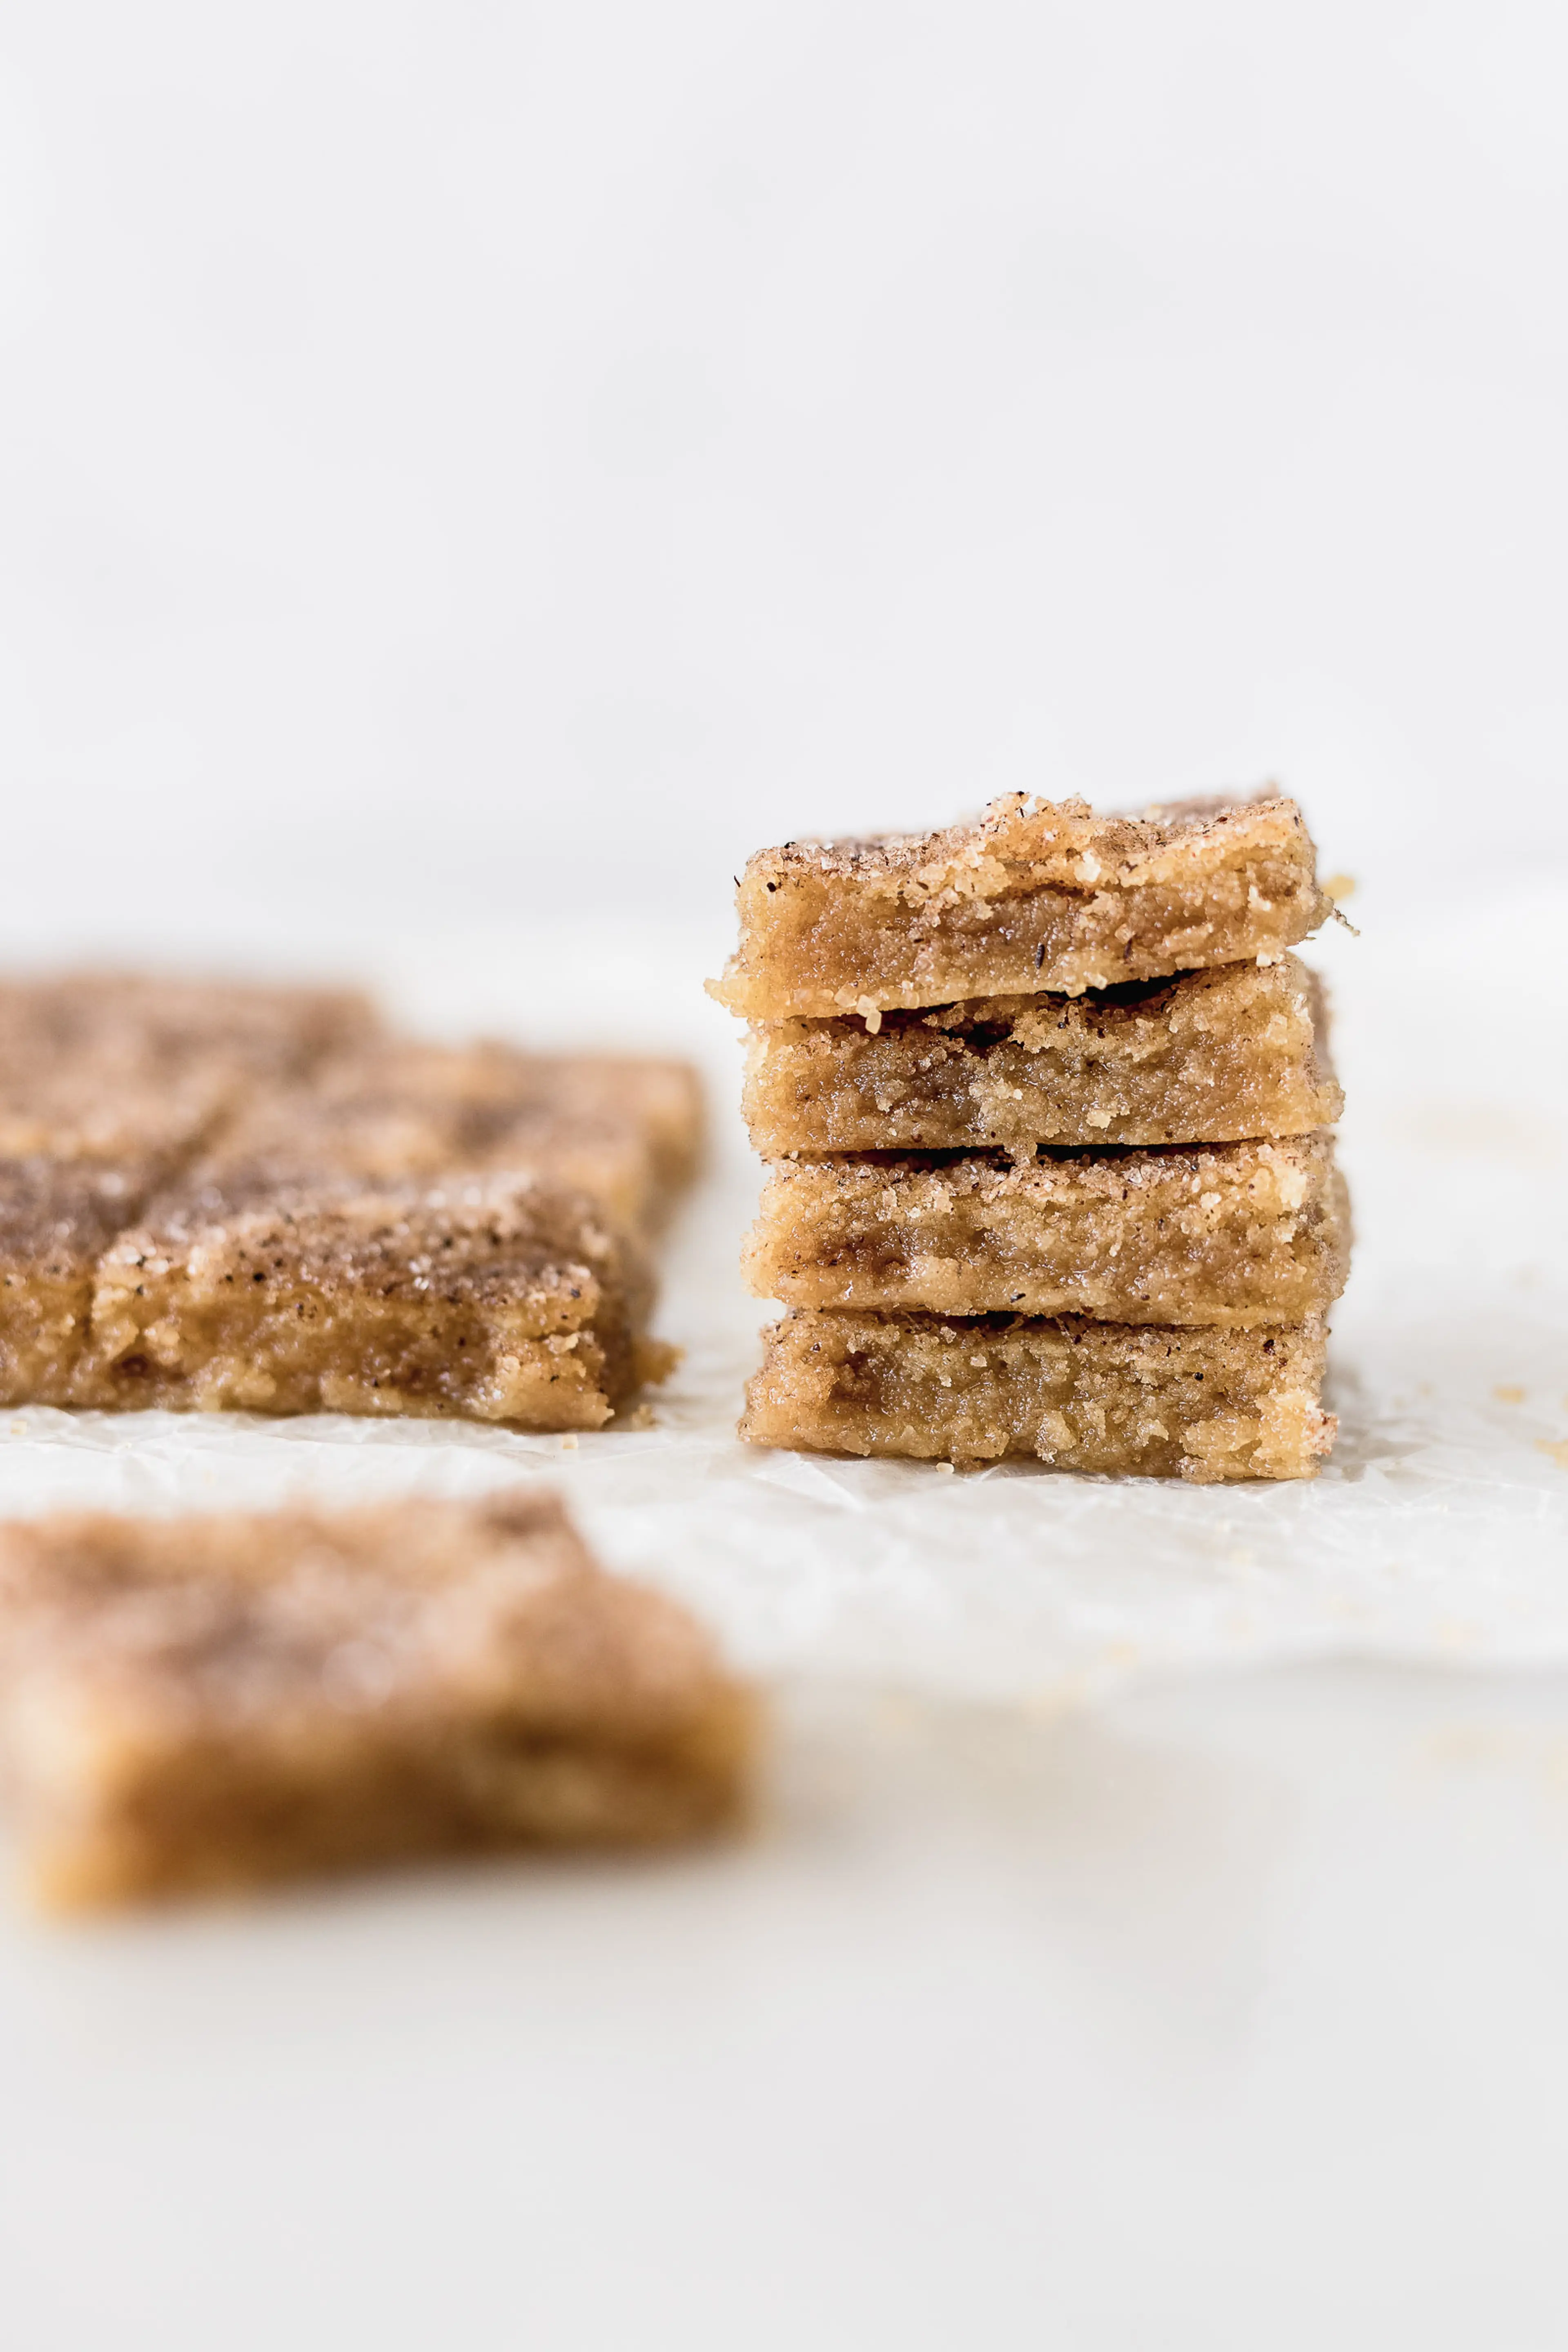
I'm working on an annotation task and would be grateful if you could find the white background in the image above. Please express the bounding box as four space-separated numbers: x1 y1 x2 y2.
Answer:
2 0 1567 935
2 5 1568 2347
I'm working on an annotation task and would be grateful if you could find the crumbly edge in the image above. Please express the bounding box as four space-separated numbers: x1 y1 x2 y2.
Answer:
742 1135 1348 1326
739 955 1343 1153
68 1177 655 1427
739 1308 1335 1482
709 795 1331 1017
738 789 1299 889
747 953 1313 1044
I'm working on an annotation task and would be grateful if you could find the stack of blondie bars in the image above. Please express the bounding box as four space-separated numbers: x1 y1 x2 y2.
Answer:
713 793 1349 1482
0 975 702 1430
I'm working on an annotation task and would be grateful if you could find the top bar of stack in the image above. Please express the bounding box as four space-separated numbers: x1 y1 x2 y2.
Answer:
716 791 1347 1484
708 792 1331 1019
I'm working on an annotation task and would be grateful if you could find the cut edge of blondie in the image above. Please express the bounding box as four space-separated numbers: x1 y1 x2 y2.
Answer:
71 1171 659 1430
740 955 1343 1155
742 1135 1350 1328
710 793 1332 1017
740 1307 1336 1482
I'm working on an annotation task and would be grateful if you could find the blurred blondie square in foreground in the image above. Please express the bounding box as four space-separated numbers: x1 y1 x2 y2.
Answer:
0 1493 755 1909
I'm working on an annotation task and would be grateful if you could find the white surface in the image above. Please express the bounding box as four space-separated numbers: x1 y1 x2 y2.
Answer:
2 0 1568 927
0 908 1563 2348
11 1659 1568 2352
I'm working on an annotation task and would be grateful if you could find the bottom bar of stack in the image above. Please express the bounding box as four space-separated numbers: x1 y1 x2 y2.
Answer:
741 1308 1335 1485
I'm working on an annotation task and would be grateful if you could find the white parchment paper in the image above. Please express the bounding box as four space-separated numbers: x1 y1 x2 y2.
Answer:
0 889 1562 1703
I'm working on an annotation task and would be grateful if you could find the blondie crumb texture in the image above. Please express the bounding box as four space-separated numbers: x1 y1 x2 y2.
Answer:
741 1309 1335 1480
742 957 1341 1155
710 794 1331 1018
0 1493 756 1909
74 1171 655 1428
744 1136 1349 1327
0 1159 155 1405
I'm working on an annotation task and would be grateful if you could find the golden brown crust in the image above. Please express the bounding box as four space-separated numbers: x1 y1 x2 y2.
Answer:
750 791 1277 884
710 792 1330 1017
0 1494 756 1907
741 1307 1335 1480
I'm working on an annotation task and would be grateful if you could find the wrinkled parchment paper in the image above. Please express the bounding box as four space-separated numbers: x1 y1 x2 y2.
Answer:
0 890 1562 1704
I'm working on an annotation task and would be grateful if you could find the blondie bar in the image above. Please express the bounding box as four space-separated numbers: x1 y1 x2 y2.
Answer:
212 1040 704 1235
741 1308 1334 1480
744 1136 1348 1327
0 974 697 1428
710 794 1331 1019
73 1169 659 1428
741 956 1341 1156
0 1492 755 1908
